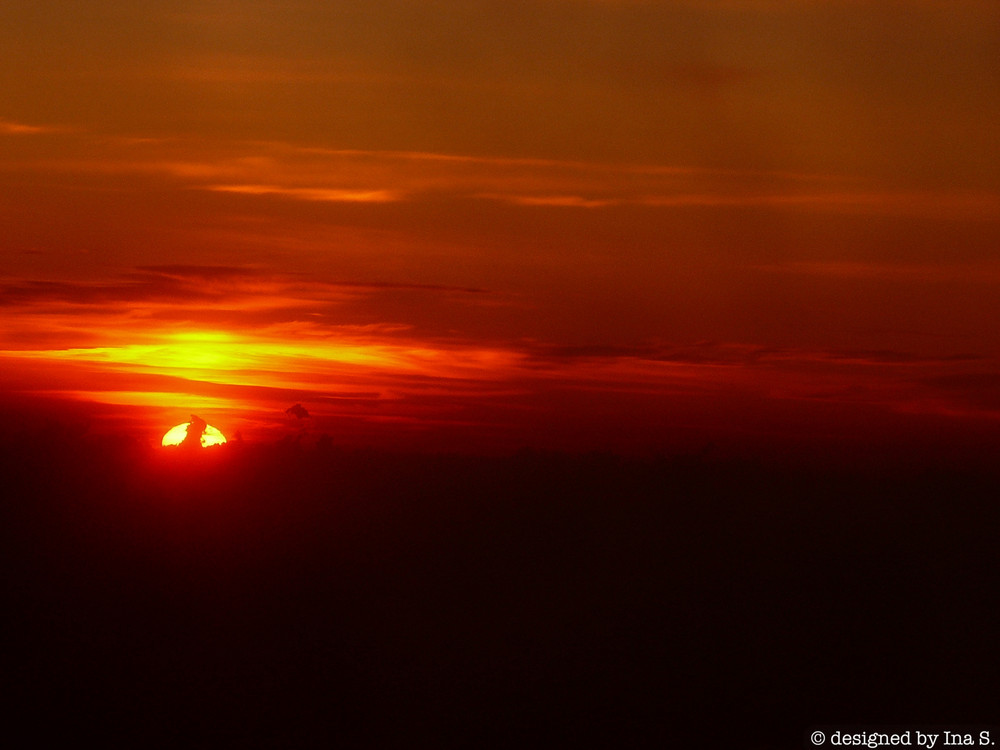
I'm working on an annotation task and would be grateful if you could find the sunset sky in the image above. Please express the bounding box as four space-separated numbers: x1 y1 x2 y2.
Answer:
2 0 999 457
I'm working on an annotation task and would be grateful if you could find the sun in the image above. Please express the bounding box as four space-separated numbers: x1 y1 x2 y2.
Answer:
161 421 228 448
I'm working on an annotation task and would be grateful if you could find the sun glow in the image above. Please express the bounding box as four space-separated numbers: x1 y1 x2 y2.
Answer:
161 422 228 448
3 325 524 387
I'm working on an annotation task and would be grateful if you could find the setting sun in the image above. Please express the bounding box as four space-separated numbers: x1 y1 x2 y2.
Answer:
161 421 228 448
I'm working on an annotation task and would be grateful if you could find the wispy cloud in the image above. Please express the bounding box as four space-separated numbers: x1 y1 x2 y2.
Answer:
4 130 850 205
0 118 59 135
0 267 490 331
489 190 1000 218
491 194 619 208
12 129 996 222
206 184 403 203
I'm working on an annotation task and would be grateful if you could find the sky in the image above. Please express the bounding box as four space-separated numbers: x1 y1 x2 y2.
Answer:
2 0 999 458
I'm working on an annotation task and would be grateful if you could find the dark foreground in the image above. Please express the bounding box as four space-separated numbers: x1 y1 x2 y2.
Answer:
4 437 998 748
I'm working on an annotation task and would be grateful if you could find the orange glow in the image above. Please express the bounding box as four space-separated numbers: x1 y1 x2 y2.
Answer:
1 326 524 387
207 184 403 203
1 1 998 458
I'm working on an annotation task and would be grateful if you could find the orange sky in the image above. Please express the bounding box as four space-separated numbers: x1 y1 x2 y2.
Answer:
2 1 999 459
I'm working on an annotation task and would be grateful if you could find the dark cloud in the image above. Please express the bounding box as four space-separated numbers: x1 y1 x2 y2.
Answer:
530 343 661 360
329 280 489 294
824 349 984 365
528 340 988 367
920 372 1000 411
524 341 767 366
0 268 489 312
0 275 226 307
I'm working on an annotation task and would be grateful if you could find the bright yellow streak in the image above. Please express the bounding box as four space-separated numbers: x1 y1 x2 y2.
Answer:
161 422 227 447
4 329 522 385
1 327 529 434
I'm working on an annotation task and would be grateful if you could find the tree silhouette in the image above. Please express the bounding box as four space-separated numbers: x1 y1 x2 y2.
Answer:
180 414 208 449
285 403 310 419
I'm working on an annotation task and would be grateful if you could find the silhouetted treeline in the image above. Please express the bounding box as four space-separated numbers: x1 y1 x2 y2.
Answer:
3 435 998 747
